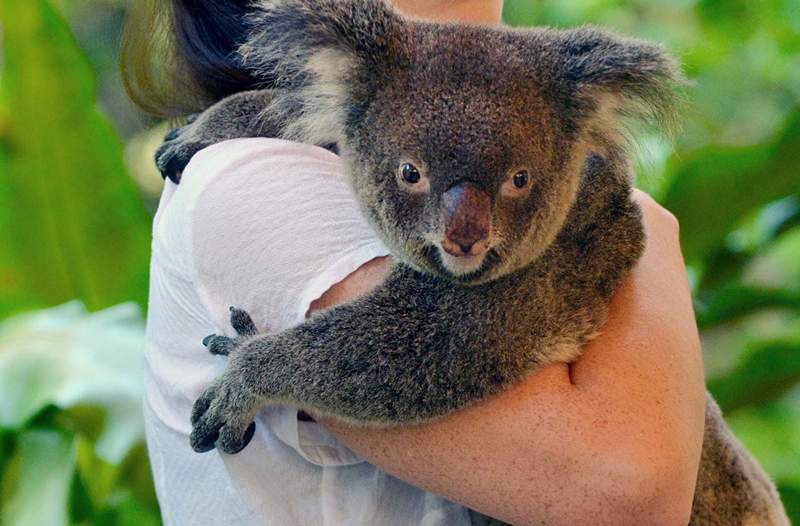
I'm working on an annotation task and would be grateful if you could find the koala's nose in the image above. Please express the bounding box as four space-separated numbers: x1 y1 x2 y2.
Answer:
442 182 492 257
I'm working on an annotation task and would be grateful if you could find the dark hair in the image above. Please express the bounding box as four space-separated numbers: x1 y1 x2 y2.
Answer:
122 0 261 117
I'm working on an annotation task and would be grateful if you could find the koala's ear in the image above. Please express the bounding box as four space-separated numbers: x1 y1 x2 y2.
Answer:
240 0 400 144
556 26 685 152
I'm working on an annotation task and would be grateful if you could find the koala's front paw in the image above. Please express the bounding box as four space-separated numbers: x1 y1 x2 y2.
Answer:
191 307 262 454
190 371 260 454
154 118 205 183
202 307 258 357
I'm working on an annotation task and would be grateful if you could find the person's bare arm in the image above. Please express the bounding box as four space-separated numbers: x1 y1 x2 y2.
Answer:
392 0 503 24
312 191 706 525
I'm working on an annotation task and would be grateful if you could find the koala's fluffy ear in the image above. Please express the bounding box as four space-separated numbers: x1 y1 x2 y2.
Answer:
556 26 685 153
240 0 400 143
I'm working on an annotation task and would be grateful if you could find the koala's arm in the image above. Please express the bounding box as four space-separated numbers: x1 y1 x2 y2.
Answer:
190 266 538 453
155 89 286 182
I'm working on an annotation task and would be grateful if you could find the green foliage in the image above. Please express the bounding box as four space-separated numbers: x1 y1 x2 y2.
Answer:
0 303 159 525
0 0 151 318
0 1 158 524
2 429 76 526
0 0 797 524
662 111 800 262
706 328 800 412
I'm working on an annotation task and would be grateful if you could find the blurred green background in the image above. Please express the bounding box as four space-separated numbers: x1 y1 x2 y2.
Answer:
0 0 798 524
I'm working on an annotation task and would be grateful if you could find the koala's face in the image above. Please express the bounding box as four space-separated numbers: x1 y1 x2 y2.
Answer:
345 28 587 284
244 1 679 284
244 0 679 285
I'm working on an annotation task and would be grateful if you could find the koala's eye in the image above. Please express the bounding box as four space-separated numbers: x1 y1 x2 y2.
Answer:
513 171 530 189
501 169 534 198
400 163 421 185
396 162 430 194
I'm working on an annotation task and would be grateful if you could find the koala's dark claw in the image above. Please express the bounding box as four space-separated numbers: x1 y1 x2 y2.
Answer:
206 335 236 356
155 144 194 184
219 421 256 455
200 307 258 357
190 379 220 427
191 428 219 454
190 377 258 454
155 128 207 184
245 421 256 442
229 307 258 336
163 127 182 142
190 397 221 453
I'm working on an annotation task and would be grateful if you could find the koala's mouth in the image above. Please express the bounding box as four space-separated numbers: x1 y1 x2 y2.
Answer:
439 249 487 275
422 243 503 284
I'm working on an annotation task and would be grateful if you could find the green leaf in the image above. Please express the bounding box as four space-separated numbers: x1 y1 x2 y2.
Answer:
661 109 800 262
112 443 161 523
74 436 117 515
0 0 151 316
707 332 800 412
725 389 800 488
776 483 800 526
697 199 800 290
745 226 800 290
0 302 145 464
0 429 76 526
695 284 800 329
94 494 162 526
0 433 14 514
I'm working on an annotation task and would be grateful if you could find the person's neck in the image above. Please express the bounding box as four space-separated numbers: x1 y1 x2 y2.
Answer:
392 0 503 25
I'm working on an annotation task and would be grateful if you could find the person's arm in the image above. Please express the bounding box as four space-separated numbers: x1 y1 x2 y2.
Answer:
392 0 503 24
314 191 706 525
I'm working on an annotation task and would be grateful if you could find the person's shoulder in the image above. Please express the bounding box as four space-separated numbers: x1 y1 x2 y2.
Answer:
183 138 340 190
155 137 341 252
159 135 352 275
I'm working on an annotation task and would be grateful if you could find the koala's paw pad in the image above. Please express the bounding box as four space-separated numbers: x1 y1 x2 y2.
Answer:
190 375 259 455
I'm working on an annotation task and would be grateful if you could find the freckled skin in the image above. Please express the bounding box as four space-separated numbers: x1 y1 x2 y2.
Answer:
156 1 788 523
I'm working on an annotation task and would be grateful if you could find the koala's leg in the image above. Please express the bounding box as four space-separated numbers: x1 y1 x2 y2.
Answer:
690 394 790 525
155 89 289 182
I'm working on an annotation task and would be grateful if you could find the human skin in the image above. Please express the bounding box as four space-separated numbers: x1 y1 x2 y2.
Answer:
312 191 706 525
392 0 504 24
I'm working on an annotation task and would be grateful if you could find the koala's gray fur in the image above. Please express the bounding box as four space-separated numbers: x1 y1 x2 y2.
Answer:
157 1 789 524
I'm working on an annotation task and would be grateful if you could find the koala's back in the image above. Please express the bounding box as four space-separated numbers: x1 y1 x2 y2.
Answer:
691 394 789 526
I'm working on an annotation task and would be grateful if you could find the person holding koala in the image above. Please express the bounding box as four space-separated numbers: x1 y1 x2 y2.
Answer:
125 1 719 524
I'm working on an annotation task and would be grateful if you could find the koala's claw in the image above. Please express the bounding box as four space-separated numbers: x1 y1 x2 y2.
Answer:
204 335 237 356
190 376 259 454
229 306 258 336
201 307 258 356
192 306 263 453
191 427 219 454
163 127 183 142
154 126 206 184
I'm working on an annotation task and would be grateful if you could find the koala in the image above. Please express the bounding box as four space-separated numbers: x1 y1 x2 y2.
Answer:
156 1 789 524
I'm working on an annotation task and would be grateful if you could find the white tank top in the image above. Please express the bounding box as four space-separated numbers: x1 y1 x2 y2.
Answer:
143 138 472 525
